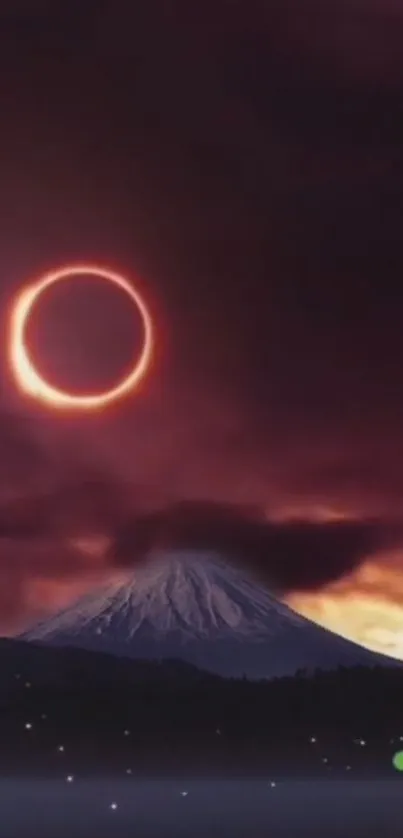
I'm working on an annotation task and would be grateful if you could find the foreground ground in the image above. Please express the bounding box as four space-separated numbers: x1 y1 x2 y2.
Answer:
0 778 400 838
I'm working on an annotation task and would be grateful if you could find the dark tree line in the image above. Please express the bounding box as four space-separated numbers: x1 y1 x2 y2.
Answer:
0 658 402 777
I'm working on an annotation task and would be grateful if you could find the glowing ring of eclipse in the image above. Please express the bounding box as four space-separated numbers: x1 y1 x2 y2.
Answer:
9 264 154 410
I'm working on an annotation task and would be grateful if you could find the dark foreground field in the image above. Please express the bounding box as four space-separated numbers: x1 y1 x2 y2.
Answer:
0 646 401 779
0 647 401 834
0 652 402 779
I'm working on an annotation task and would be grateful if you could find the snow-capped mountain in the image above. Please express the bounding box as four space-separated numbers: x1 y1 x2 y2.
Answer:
19 551 396 679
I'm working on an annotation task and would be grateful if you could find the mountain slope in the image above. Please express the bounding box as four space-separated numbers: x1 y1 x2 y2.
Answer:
19 550 398 679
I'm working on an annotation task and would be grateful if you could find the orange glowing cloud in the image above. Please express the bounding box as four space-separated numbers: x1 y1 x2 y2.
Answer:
268 504 354 523
285 551 403 660
8 264 154 411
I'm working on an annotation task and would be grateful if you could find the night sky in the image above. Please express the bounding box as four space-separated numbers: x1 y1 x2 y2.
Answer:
1 1 403 655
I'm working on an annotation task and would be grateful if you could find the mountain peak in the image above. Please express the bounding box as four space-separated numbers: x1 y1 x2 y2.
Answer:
20 549 393 679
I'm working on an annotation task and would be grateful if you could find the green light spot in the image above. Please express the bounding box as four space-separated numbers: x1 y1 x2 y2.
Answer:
392 751 403 771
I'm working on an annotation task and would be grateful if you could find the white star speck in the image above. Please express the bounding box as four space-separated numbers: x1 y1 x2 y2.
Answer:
110 802 118 810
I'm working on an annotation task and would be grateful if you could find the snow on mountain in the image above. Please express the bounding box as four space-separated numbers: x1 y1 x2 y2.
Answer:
19 550 396 679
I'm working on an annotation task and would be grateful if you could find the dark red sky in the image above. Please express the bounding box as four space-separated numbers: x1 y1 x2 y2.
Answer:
1 0 403 631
